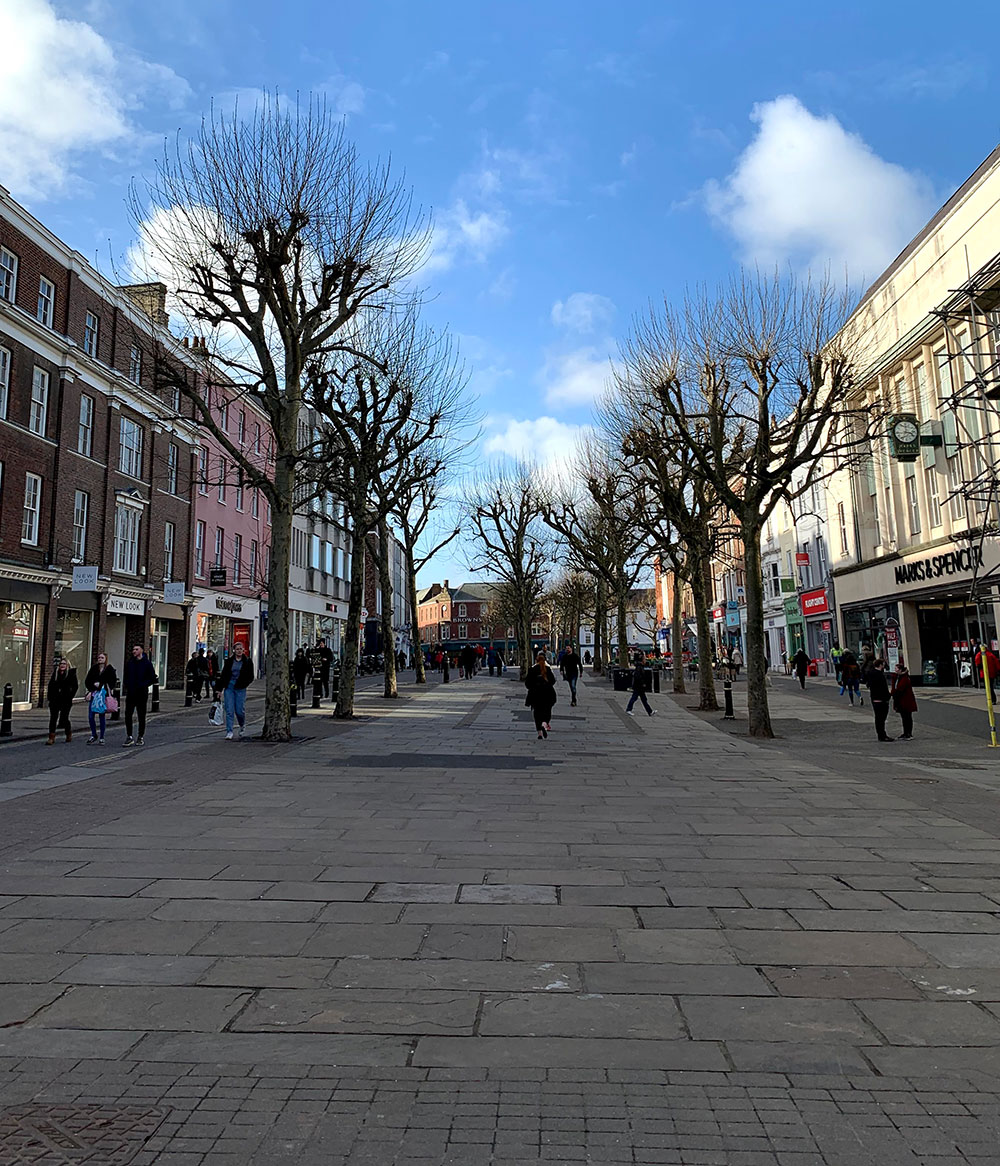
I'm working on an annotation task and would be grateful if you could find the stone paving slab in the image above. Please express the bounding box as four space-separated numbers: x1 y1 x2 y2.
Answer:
4 673 1000 1161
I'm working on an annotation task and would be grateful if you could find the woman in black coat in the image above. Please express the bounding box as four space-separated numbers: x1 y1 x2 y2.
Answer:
524 651 557 739
83 651 117 744
46 658 79 745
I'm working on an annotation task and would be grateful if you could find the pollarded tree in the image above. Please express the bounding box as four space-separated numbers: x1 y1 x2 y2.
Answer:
618 271 868 737
129 94 426 740
465 463 550 679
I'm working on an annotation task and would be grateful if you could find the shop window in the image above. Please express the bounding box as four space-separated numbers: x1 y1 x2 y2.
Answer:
113 504 141 574
72 490 88 561
30 367 48 435
0 248 17 303
22 473 41 544
55 609 93 674
1 601 36 704
77 394 94 456
37 276 54 327
83 312 99 357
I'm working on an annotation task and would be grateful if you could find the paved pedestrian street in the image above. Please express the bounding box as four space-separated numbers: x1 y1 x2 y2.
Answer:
3 675 1000 1164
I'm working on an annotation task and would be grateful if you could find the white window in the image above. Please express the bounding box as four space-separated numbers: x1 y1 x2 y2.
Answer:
164 521 175 580
232 533 242 585
167 442 178 494
22 473 41 544
906 476 921 536
214 526 224 566
250 539 258 586
83 312 99 357
0 248 17 302
458 624 467 639
800 541 811 588
72 490 88 560
0 345 9 419
198 446 208 494
195 520 205 576
235 474 243 511
947 457 964 521
816 537 827 579
458 603 467 617
30 367 48 435
934 347 951 401
118 416 143 477
113 505 141 574
837 501 848 555
884 486 894 544
218 456 226 503
335 546 344 579
37 277 54 327
926 468 942 528
128 344 142 384
784 550 792 577
78 394 94 456
219 398 229 431
254 422 261 454
238 410 245 444
250 489 259 518
170 386 181 413
441 624 450 641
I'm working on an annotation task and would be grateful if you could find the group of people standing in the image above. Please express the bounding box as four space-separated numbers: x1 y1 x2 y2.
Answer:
524 643 651 739
45 644 157 747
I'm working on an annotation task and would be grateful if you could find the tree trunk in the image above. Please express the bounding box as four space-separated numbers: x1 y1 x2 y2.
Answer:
617 592 629 666
336 529 366 718
520 606 532 679
261 459 294 741
406 538 426 685
689 543 718 711
742 520 773 738
671 568 686 695
593 589 604 675
378 515 398 699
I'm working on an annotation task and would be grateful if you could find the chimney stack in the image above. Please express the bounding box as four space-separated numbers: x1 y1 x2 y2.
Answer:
119 281 169 328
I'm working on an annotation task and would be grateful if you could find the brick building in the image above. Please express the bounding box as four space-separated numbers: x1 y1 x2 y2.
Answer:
0 185 199 704
416 580 507 653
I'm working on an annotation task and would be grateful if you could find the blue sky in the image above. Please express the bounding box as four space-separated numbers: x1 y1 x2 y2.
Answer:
4 0 998 583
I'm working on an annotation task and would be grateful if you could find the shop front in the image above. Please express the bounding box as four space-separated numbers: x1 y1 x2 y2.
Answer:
783 597 806 659
0 577 47 707
800 587 834 665
834 539 1000 687
105 593 148 680
765 615 787 672
54 591 99 676
192 590 260 665
288 588 344 661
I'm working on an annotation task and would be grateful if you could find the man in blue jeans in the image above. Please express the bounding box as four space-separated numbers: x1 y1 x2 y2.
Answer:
214 642 255 740
562 643 583 707
626 652 656 717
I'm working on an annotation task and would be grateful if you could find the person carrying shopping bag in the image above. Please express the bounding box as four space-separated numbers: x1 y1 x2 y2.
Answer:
215 641 254 740
84 651 117 745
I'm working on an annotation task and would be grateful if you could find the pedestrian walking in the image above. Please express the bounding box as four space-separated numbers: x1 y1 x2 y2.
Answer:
195 648 210 700
84 651 117 745
974 642 1000 704
626 651 656 717
524 650 557 739
45 658 78 745
185 651 201 701
316 638 334 698
487 647 498 677
122 643 156 746
205 650 219 696
292 647 311 698
730 646 743 677
562 642 583 707
461 644 476 680
397 649 407 672
831 644 844 686
866 658 894 742
215 641 255 740
892 660 917 740
839 649 862 705
792 647 810 690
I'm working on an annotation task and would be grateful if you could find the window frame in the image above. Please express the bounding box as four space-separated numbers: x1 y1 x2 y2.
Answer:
22 473 42 545
232 533 242 585
166 442 179 494
29 367 49 436
926 467 942 529
0 248 17 303
214 526 224 567
128 344 142 385
77 394 94 457
0 344 9 420
198 446 209 494
217 456 226 503
113 504 141 575
118 416 144 478
83 311 99 357
37 276 55 327
72 489 88 561
905 476 921 536
194 520 205 577
837 501 848 556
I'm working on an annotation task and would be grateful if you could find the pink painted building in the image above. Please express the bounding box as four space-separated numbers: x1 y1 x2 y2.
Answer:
189 382 272 663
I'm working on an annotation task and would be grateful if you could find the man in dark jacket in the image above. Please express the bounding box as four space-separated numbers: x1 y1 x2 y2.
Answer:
792 647 810 689
461 643 477 680
215 642 255 739
316 638 334 697
123 644 156 746
866 658 894 742
562 643 583 707
625 652 655 718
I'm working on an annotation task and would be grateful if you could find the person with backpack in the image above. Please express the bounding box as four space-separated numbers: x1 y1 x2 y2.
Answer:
839 649 862 706
84 650 117 745
214 641 255 740
46 658 78 745
626 651 656 718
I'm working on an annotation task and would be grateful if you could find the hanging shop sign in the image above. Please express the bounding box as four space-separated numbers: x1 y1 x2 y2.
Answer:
800 588 830 616
71 565 98 590
209 568 227 588
795 552 810 566
780 577 797 593
163 581 185 604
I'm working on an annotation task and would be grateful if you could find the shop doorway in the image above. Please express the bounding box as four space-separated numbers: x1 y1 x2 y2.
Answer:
232 622 252 654
150 618 170 686
917 602 999 687
0 601 37 706
105 616 126 679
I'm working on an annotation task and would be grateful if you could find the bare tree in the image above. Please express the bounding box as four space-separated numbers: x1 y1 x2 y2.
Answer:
310 310 467 715
618 271 867 737
466 464 550 679
129 94 426 740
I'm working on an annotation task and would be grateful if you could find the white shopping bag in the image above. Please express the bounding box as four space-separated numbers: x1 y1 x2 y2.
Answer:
208 701 225 727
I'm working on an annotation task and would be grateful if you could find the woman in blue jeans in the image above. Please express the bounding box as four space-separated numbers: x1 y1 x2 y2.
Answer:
214 643 255 740
84 651 117 745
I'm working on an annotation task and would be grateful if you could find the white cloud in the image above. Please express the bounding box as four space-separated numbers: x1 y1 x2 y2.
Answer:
551 292 616 334
484 416 593 470
0 0 189 199
705 95 936 279
425 199 509 272
541 346 617 409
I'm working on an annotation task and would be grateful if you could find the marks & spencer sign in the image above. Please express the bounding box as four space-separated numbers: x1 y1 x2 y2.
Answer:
894 546 982 587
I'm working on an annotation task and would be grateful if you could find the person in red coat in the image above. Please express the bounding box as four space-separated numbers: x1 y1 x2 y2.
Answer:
892 661 918 740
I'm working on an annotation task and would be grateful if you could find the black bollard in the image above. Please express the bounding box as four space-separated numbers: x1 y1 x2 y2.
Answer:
111 681 122 721
151 677 160 713
290 681 298 718
330 663 340 703
312 671 322 710
723 678 735 720
443 655 450 684
652 669 661 694
184 674 193 708
0 682 12 737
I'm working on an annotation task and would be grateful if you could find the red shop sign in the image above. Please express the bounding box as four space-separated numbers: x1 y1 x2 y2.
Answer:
799 588 829 616
795 552 810 565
